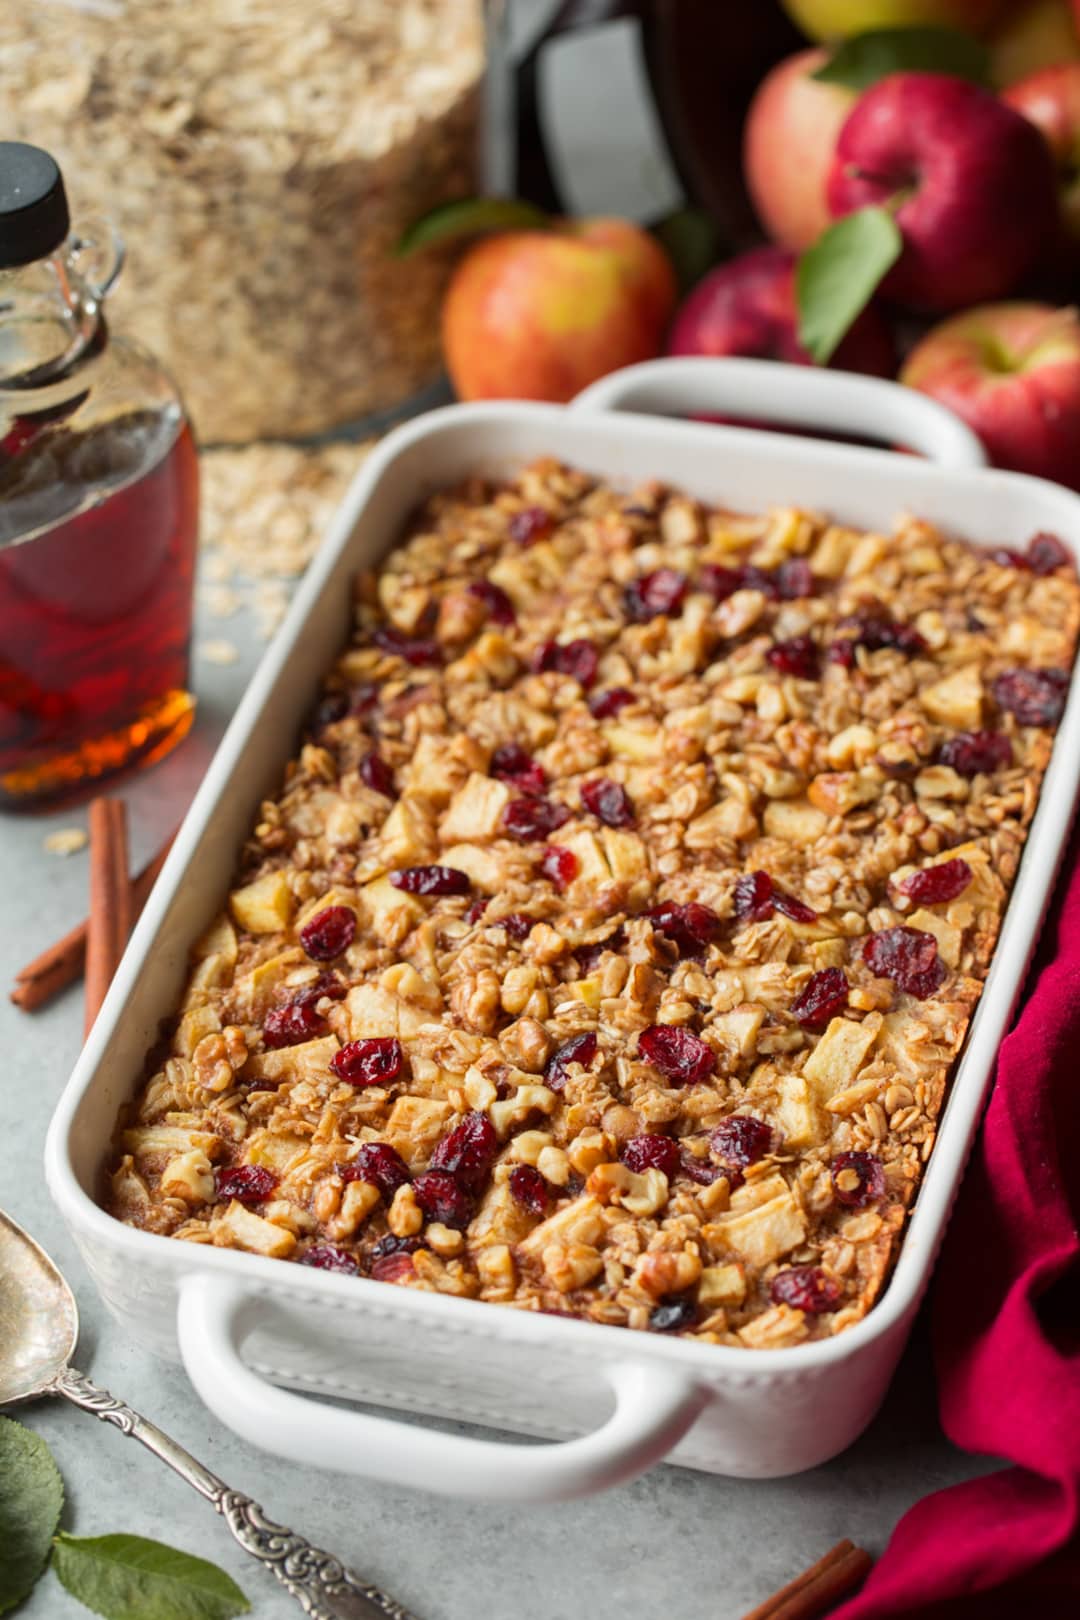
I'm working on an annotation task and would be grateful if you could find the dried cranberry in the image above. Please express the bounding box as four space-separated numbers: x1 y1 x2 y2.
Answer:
862 925 946 999
828 638 857 669
939 729 1012 777
464 897 489 925
216 1166 277 1204
766 635 819 679
638 1025 715 1087
773 889 818 925
498 912 533 940
501 796 571 840
648 901 721 958
371 1252 416 1283
508 505 555 546
412 1169 471 1229
1028 532 1071 575
541 845 579 890
993 668 1069 727
299 905 356 961
390 864 471 896
532 638 599 688
624 568 688 622
770 1266 842 1314
360 752 397 798
300 1244 358 1274
710 1116 773 1167
330 1036 404 1087
831 1151 886 1208
733 870 774 922
831 611 926 662
698 563 741 601
896 858 972 906
545 1031 598 1092
310 691 348 734
509 1164 551 1215
622 1134 681 1178
738 563 781 600
491 742 547 792
680 1151 730 1187
370 1233 422 1259
340 1143 411 1197
791 968 849 1029
649 1297 697 1332
430 1112 498 1197
991 547 1029 570
588 687 635 720
777 558 815 599
580 777 635 827
467 578 516 626
573 924 625 971
372 626 441 666
263 997 327 1049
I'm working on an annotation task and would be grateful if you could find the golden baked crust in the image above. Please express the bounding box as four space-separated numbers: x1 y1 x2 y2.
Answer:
105 461 1079 1348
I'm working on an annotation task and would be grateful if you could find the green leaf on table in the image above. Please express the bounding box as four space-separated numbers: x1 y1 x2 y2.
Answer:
812 26 990 91
396 196 550 257
796 207 903 365
651 207 721 294
0 1417 64 1614
52 1534 249 1620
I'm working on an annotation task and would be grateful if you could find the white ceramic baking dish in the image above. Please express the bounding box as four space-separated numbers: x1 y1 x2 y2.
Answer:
45 358 1080 1503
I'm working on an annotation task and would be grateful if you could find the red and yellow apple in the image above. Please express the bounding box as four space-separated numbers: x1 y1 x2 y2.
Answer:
1004 63 1080 243
441 218 676 403
743 49 854 250
667 245 896 376
781 0 1011 41
827 72 1059 310
989 0 1080 87
901 302 1080 487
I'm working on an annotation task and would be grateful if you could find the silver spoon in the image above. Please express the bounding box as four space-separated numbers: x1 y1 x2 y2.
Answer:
0 1208 419 1620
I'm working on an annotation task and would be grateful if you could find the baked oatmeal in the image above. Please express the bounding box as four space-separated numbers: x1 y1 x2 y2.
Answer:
106 462 1079 1349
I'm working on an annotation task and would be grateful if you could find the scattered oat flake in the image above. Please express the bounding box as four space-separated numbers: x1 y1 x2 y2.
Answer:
203 584 241 618
43 827 88 857
199 639 239 666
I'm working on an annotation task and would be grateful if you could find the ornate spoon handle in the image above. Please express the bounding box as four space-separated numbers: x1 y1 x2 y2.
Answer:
50 1365 419 1620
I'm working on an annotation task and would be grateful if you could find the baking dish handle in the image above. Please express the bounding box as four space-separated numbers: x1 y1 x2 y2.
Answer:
569 356 988 470
177 1273 708 1502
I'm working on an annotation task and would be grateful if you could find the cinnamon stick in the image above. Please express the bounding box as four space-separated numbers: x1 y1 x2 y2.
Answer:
11 832 174 1013
84 798 133 1036
740 1540 873 1620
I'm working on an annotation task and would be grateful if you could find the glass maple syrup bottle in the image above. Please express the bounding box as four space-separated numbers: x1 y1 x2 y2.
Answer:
0 142 199 808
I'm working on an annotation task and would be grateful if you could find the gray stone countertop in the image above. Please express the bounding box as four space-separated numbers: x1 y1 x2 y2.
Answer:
1 582 996 1620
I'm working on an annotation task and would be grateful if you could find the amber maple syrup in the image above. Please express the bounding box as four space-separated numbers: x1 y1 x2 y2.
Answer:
0 408 199 805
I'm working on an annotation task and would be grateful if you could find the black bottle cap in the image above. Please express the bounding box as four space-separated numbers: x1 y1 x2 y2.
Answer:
0 142 70 269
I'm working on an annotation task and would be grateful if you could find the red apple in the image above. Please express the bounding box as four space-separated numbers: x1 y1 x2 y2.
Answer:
1004 64 1080 245
901 302 1080 487
743 50 854 251
667 246 896 375
827 73 1059 311
990 0 1080 87
782 0 1010 41
442 218 677 403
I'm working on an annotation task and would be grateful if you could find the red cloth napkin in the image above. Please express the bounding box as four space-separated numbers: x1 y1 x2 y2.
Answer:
834 836 1080 1618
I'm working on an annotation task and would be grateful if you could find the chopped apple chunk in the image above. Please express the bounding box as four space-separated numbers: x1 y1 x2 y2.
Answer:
229 871 294 934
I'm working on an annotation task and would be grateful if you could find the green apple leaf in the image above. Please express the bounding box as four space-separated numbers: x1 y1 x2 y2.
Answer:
651 207 721 294
812 26 990 91
0 1417 64 1614
52 1534 249 1620
396 196 550 257
796 207 902 366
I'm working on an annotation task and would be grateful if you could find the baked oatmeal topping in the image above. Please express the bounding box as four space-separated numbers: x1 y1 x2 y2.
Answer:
105 457 1079 1349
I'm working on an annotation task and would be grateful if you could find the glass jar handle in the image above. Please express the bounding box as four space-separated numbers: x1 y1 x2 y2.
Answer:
68 218 125 303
